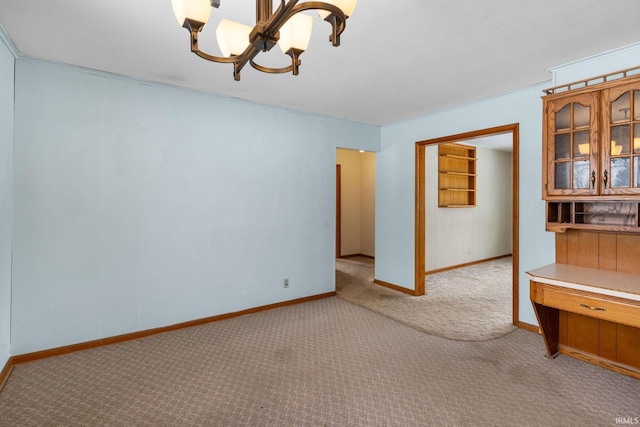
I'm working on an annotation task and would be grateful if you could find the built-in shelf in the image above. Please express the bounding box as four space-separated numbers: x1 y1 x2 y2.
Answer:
438 143 477 208
547 200 640 233
441 171 477 177
441 154 477 161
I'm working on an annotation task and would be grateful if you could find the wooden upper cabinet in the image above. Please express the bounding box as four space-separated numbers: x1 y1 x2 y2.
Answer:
544 92 599 198
543 73 640 199
601 82 640 196
542 70 640 234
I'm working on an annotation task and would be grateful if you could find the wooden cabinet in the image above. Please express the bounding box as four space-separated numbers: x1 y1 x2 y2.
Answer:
536 67 640 378
528 264 640 380
544 92 599 197
438 143 476 207
544 73 640 198
543 69 640 232
601 81 640 195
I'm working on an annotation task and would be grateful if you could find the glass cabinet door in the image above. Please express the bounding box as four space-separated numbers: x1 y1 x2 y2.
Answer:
601 82 640 195
545 92 599 197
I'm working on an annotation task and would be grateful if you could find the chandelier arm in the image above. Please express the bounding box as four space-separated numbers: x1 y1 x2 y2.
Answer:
249 60 294 74
284 3 347 46
288 2 346 25
257 0 276 23
264 0 301 34
184 18 238 64
184 17 265 78
261 1 346 42
232 46 264 80
193 50 240 64
178 2 350 79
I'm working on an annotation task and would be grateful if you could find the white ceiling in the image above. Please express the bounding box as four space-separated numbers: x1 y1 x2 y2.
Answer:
1 0 639 126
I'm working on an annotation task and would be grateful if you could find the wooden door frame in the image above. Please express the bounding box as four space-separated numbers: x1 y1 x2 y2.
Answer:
336 164 341 258
415 124 520 325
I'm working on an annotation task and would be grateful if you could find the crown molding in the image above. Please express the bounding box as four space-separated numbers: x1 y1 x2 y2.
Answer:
0 23 18 58
548 41 640 73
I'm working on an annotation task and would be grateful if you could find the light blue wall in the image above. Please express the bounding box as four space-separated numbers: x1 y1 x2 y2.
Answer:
6 34 640 355
0 33 14 368
11 59 380 354
376 43 640 326
376 85 556 326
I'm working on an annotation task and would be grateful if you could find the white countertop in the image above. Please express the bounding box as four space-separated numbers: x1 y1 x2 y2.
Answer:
526 263 640 302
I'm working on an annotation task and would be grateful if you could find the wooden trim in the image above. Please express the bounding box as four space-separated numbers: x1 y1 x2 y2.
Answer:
558 344 640 381
339 254 375 260
415 124 520 325
415 143 426 295
543 65 640 95
512 126 520 324
336 164 341 258
518 321 541 335
425 254 512 275
373 279 417 296
10 292 335 366
417 124 518 145
0 358 13 391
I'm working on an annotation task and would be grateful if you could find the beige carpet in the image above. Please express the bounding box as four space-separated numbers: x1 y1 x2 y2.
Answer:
1 297 639 426
336 256 517 341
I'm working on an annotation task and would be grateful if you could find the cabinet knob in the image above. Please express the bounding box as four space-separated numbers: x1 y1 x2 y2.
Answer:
603 169 608 189
591 170 596 189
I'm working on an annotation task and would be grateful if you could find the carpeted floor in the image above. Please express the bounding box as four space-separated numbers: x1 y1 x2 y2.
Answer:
1 297 639 426
336 256 517 341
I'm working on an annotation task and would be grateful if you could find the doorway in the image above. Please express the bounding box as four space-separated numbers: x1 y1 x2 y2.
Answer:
415 124 520 325
335 148 376 259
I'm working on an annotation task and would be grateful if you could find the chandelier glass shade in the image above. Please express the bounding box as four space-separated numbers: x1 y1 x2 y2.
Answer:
171 0 357 80
277 13 313 55
317 0 357 19
216 19 253 57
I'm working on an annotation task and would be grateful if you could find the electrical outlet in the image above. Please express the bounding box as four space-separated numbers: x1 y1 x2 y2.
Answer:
283 278 289 288
468 248 471 255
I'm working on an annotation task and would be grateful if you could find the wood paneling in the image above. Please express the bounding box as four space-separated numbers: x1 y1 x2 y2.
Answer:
599 320 617 361
617 234 640 275
618 324 640 368
566 312 599 355
559 314 640 371
559 310 568 345
555 233 568 264
566 231 599 268
598 233 617 271
559 230 640 274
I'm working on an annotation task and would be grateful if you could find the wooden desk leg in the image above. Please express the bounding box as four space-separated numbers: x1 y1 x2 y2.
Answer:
532 302 560 358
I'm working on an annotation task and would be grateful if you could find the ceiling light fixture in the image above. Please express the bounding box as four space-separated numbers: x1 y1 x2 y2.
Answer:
171 0 357 81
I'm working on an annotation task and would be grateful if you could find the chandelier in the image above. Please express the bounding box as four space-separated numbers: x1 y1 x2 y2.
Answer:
171 0 358 81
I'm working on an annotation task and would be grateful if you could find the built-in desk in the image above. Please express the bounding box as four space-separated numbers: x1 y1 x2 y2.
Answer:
527 264 640 379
